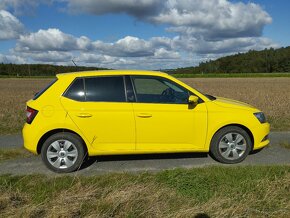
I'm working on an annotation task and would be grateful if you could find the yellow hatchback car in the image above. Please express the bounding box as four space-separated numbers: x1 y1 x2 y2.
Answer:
23 70 270 173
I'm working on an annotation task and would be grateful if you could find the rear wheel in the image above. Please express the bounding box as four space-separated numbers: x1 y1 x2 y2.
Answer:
41 132 86 173
210 126 252 164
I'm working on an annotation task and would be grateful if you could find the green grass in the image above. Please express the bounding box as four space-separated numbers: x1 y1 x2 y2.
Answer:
0 166 289 217
280 142 290 149
0 148 32 162
173 72 290 78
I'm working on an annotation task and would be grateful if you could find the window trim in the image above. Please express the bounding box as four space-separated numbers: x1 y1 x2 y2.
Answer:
130 75 193 105
122 76 128 102
124 75 136 102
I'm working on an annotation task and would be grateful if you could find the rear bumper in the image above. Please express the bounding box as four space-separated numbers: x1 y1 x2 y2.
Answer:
22 123 39 154
252 122 270 150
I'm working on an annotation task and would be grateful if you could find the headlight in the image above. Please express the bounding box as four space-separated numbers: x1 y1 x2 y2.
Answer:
254 112 266 123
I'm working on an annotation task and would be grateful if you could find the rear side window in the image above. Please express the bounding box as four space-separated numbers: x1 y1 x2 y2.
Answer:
64 78 85 101
85 76 126 102
33 78 58 100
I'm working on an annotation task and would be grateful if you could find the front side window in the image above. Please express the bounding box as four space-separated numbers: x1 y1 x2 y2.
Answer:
85 76 126 102
131 76 190 104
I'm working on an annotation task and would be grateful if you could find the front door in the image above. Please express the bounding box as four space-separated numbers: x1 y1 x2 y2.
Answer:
130 75 207 151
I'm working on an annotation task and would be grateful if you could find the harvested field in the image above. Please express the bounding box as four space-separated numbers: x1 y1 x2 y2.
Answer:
0 79 50 134
0 77 289 134
181 77 290 131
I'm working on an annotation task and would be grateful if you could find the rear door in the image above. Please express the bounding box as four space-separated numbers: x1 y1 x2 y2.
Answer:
61 76 135 152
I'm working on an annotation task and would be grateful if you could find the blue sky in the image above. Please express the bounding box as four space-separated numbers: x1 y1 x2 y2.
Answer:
0 0 288 69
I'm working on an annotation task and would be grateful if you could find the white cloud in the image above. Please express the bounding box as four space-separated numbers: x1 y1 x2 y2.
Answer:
153 48 180 59
108 36 154 57
2 0 278 69
14 30 172 58
0 10 24 40
77 53 117 64
11 27 278 69
153 0 272 39
174 36 279 54
0 0 52 15
15 28 91 52
64 0 272 40
24 51 73 62
0 54 26 64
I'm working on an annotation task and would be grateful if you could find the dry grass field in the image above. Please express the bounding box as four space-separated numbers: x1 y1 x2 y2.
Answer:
0 78 50 134
0 77 289 134
181 77 290 131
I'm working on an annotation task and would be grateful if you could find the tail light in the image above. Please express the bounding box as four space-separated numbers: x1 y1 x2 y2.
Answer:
26 106 38 124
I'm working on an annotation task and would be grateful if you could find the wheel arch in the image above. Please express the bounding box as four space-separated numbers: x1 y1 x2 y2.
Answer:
211 124 254 151
37 129 87 154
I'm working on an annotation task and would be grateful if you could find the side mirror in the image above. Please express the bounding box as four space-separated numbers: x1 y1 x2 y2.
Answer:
188 95 199 104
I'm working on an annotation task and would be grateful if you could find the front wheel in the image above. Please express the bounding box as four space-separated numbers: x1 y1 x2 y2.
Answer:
210 126 252 164
41 132 86 173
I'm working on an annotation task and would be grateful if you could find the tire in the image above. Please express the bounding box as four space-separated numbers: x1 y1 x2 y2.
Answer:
41 132 86 173
210 126 252 164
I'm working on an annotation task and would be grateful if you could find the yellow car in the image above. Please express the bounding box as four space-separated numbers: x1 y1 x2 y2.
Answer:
23 70 270 173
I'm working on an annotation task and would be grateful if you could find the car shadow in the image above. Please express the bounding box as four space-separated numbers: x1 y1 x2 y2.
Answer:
79 147 266 171
250 147 265 154
80 152 209 170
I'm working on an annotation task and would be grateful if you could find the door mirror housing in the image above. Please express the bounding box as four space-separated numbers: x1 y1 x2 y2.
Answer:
188 95 199 104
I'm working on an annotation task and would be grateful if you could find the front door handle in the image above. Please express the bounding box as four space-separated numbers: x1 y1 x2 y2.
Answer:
77 113 92 118
137 113 152 118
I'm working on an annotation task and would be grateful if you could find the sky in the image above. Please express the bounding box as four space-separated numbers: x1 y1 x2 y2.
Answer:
0 0 289 70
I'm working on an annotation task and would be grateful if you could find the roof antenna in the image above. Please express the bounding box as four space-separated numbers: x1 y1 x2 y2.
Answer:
72 59 78 68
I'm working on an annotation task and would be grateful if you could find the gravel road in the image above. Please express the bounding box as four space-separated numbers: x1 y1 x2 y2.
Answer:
0 132 289 176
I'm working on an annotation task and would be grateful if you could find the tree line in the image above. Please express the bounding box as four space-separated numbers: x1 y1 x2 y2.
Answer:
1 46 290 76
172 46 290 74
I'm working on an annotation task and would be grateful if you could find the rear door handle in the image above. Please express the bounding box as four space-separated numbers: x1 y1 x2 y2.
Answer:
137 113 152 118
77 113 92 118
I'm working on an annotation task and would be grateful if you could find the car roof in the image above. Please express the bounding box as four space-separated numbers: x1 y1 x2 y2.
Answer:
56 70 168 78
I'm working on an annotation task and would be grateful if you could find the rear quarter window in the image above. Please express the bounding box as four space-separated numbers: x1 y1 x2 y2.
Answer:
63 78 85 101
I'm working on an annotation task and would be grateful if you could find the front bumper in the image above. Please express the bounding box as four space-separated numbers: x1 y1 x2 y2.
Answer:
252 122 270 150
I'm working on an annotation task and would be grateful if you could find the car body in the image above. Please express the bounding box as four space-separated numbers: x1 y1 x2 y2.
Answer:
23 70 270 173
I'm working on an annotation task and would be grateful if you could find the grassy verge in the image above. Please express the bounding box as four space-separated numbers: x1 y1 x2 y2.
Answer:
280 142 290 149
173 72 290 78
0 148 32 162
0 166 289 217
268 116 290 131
